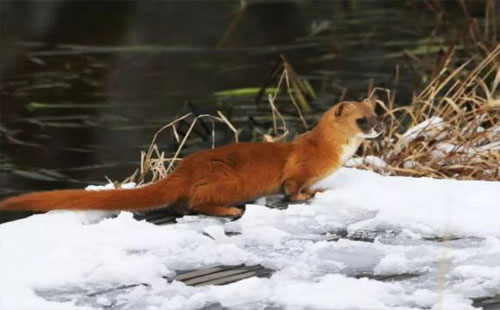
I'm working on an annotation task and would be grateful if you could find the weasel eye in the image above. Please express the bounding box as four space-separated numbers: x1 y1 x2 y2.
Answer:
356 118 367 125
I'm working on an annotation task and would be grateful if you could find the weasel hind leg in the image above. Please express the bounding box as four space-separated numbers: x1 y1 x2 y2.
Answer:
191 204 243 218
304 188 326 197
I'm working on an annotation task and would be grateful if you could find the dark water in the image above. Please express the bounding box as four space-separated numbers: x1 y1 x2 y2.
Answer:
0 1 482 221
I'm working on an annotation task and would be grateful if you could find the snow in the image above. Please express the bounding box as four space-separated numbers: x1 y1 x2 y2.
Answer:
313 168 500 237
345 155 388 169
435 141 500 156
85 182 136 191
1 168 499 309
401 117 446 143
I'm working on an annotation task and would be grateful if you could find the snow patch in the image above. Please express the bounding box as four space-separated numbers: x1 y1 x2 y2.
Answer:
402 117 446 143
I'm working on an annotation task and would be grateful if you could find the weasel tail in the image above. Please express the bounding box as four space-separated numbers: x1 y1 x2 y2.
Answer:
0 177 183 212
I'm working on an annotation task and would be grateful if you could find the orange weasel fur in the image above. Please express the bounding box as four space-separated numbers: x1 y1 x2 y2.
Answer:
0 100 383 217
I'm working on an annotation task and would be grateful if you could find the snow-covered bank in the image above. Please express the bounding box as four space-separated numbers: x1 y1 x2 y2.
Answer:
313 168 500 237
1 168 499 309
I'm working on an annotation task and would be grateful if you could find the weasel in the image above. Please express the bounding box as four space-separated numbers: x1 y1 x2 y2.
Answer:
0 99 383 217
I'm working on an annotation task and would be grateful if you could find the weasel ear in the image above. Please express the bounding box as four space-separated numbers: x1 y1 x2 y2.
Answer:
335 102 344 117
363 98 374 108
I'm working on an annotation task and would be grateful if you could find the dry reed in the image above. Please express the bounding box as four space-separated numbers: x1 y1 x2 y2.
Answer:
355 44 500 181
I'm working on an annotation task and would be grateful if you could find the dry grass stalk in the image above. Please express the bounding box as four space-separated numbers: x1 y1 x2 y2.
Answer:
264 69 290 143
123 112 239 186
263 56 316 141
354 44 500 181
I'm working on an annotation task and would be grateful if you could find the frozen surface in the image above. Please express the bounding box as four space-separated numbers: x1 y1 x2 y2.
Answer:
1 168 499 309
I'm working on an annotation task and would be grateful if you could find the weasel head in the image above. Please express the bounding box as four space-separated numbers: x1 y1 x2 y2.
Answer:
324 99 384 139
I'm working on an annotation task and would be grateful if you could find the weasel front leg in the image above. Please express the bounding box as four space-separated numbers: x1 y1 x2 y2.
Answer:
283 180 314 201
283 180 326 201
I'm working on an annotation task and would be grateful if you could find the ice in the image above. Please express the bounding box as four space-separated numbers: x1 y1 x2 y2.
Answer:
1 168 499 309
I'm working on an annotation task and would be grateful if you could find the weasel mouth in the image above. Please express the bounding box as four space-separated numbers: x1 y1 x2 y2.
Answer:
360 129 383 139
357 118 384 139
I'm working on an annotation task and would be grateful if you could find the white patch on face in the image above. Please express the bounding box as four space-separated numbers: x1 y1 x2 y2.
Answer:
340 137 363 163
359 129 381 139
